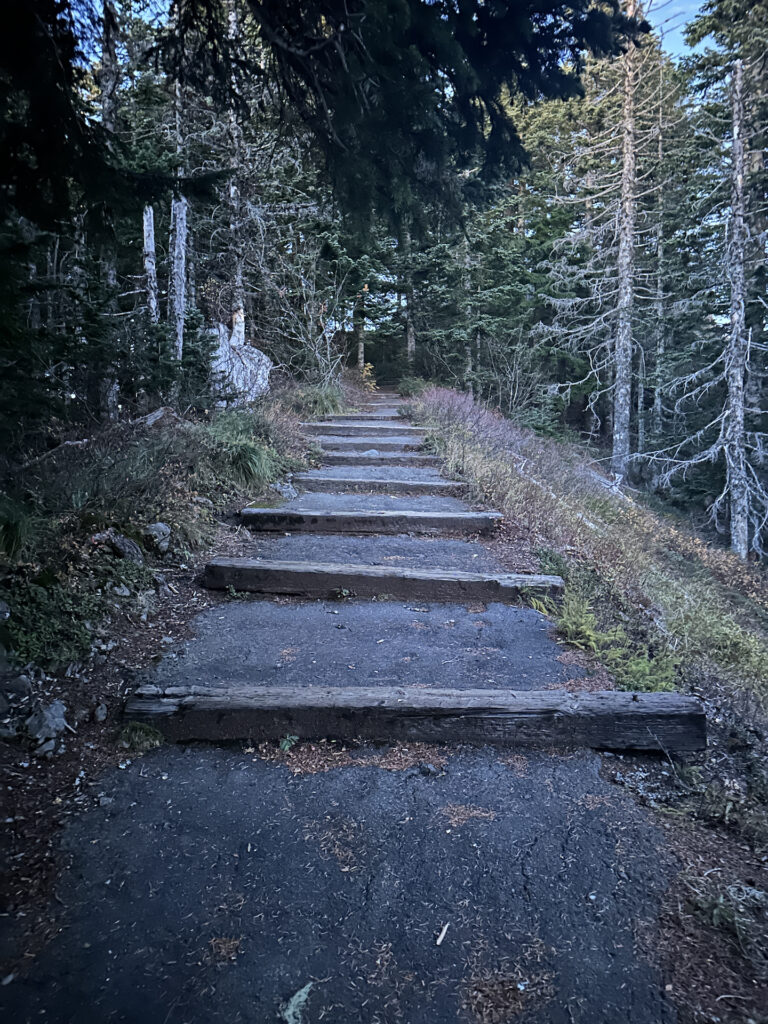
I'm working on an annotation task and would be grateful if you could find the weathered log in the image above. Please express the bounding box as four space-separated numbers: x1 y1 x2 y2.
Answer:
293 474 466 497
124 686 707 752
203 557 563 601
240 508 503 535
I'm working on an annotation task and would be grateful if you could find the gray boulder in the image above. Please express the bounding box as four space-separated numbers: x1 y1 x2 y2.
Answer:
270 481 298 501
92 528 144 565
26 700 68 743
143 522 171 555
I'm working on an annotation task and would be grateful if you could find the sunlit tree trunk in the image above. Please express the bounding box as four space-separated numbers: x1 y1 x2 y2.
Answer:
652 59 666 439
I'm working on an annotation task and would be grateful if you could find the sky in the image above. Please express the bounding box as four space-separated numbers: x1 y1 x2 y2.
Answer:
646 0 706 57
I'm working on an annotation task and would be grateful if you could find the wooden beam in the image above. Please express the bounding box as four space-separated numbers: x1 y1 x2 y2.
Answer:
320 453 442 467
302 423 428 437
203 557 563 601
240 508 503 535
124 686 707 752
293 474 466 497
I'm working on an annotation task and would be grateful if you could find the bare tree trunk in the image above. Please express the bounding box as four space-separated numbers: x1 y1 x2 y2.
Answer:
169 71 187 364
227 0 245 348
652 59 666 439
400 219 416 366
143 204 159 324
354 285 366 371
169 193 187 362
725 59 750 558
100 0 120 420
612 0 637 479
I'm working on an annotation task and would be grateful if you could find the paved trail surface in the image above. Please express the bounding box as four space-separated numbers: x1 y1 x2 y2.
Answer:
1 391 680 1023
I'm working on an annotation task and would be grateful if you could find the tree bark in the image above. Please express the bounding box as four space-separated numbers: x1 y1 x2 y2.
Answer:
227 0 245 348
169 67 187 363
725 59 749 558
400 219 416 366
652 58 666 439
611 0 638 479
354 285 366 371
169 193 188 362
143 204 159 324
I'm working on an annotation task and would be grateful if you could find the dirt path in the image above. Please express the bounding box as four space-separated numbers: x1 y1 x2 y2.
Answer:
0 391 736 1022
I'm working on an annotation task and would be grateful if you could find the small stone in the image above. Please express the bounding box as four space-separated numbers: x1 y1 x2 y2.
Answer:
92 529 144 565
112 584 131 598
1 675 31 696
99 796 114 807
362 449 379 456
26 700 68 742
0 601 9 621
419 762 440 777
143 522 171 555
93 702 108 723
36 739 55 757
0 724 17 741
192 496 214 509
270 481 298 501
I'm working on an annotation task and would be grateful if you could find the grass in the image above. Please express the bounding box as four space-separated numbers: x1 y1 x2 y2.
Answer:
412 387 768 707
0 393 308 671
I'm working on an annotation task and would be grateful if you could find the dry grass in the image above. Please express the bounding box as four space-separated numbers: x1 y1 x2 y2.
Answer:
413 388 768 712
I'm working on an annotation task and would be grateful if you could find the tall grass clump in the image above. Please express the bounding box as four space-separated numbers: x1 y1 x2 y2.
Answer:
412 387 768 708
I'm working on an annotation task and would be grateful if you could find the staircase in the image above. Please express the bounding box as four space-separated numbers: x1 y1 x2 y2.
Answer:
126 389 705 752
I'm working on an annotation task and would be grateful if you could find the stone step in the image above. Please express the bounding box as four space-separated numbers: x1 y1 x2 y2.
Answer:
313 436 425 452
240 508 503 535
204 557 563 602
320 452 441 467
303 422 427 437
293 474 465 497
125 685 707 752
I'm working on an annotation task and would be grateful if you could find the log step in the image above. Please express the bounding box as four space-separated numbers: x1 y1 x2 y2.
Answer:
303 422 427 437
320 453 441 467
293 474 465 497
240 508 503 535
330 413 407 421
313 436 425 452
204 557 563 602
124 685 707 752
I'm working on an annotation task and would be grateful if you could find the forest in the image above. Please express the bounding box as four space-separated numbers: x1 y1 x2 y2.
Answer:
2 4 768 1021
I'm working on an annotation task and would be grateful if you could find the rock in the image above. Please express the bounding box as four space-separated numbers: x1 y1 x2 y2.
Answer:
137 590 157 621
91 528 144 565
211 325 272 403
99 796 114 807
143 522 171 555
362 449 379 456
0 601 9 621
2 674 32 697
35 739 56 757
139 406 183 430
0 723 17 741
25 700 68 743
112 583 131 598
419 762 440 777
192 496 214 509
270 481 298 501
0 693 8 716
93 702 108 724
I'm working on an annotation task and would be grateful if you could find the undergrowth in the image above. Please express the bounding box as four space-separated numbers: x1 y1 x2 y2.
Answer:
412 387 768 707
0 390 311 670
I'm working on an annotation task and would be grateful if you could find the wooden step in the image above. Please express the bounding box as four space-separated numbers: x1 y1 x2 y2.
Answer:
320 453 441 468
293 474 465 497
240 508 503 535
303 422 427 437
204 557 563 602
330 413 407 421
313 436 424 452
125 685 707 752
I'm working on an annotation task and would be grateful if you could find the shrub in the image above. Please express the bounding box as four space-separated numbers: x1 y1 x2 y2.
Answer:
398 376 429 398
